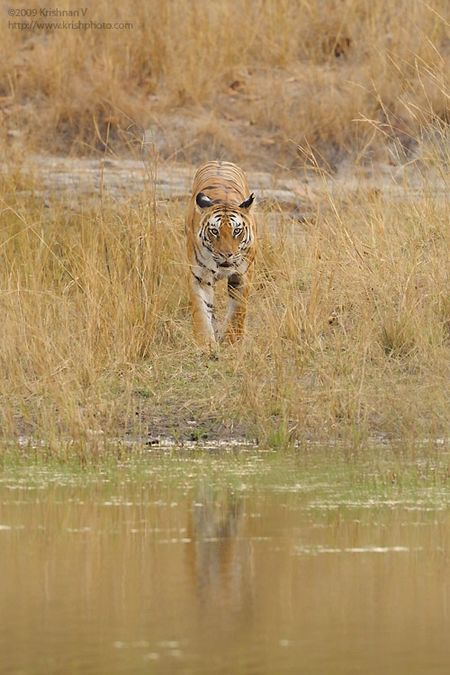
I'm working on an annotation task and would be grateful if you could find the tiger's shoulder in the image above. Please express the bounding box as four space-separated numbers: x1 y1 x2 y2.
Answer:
186 161 252 233
192 161 249 198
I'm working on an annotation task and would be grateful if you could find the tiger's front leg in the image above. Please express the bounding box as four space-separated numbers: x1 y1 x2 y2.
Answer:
189 270 218 348
223 269 252 344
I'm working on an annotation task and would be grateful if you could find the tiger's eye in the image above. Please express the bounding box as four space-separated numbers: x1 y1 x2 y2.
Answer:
209 227 219 237
233 228 242 237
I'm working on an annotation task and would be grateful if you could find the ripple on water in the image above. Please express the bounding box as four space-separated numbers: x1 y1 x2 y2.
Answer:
294 545 426 555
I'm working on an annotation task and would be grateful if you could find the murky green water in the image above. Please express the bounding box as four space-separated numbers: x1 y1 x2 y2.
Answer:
1 448 449 674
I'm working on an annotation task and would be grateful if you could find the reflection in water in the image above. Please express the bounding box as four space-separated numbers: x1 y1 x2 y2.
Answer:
0 456 449 675
187 486 250 616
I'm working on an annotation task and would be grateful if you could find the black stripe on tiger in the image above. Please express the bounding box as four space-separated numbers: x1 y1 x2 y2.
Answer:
191 271 212 287
194 247 215 274
191 271 202 283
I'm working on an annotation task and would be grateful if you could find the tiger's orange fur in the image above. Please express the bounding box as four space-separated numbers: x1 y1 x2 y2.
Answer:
186 161 257 348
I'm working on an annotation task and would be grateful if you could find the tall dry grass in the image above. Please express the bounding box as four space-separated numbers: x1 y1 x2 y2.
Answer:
0 0 449 450
1 0 449 166
0 163 448 448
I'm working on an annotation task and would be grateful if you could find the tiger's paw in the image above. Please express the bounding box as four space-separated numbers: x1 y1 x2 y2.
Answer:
208 347 219 361
193 337 220 359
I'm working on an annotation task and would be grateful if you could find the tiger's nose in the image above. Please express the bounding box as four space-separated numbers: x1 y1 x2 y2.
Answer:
219 252 233 267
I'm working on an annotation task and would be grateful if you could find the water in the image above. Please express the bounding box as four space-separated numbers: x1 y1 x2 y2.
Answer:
1 449 449 674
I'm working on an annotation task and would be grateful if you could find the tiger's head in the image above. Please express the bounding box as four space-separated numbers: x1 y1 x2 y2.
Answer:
195 192 255 268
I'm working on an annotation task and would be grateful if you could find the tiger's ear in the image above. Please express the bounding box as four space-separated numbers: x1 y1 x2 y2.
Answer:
195 192 214 211
239 193 255 210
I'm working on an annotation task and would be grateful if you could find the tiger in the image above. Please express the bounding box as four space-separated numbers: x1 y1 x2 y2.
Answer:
185 160 257 348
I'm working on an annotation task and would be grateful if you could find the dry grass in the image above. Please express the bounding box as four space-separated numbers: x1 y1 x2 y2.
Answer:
1 0 449 167
0 162 448 449
0 0 449 450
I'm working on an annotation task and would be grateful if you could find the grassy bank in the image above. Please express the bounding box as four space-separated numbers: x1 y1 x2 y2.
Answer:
0 164 448 451
1 0 449 167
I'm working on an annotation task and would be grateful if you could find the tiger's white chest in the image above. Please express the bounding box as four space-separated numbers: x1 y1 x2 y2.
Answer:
214 262 246 280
